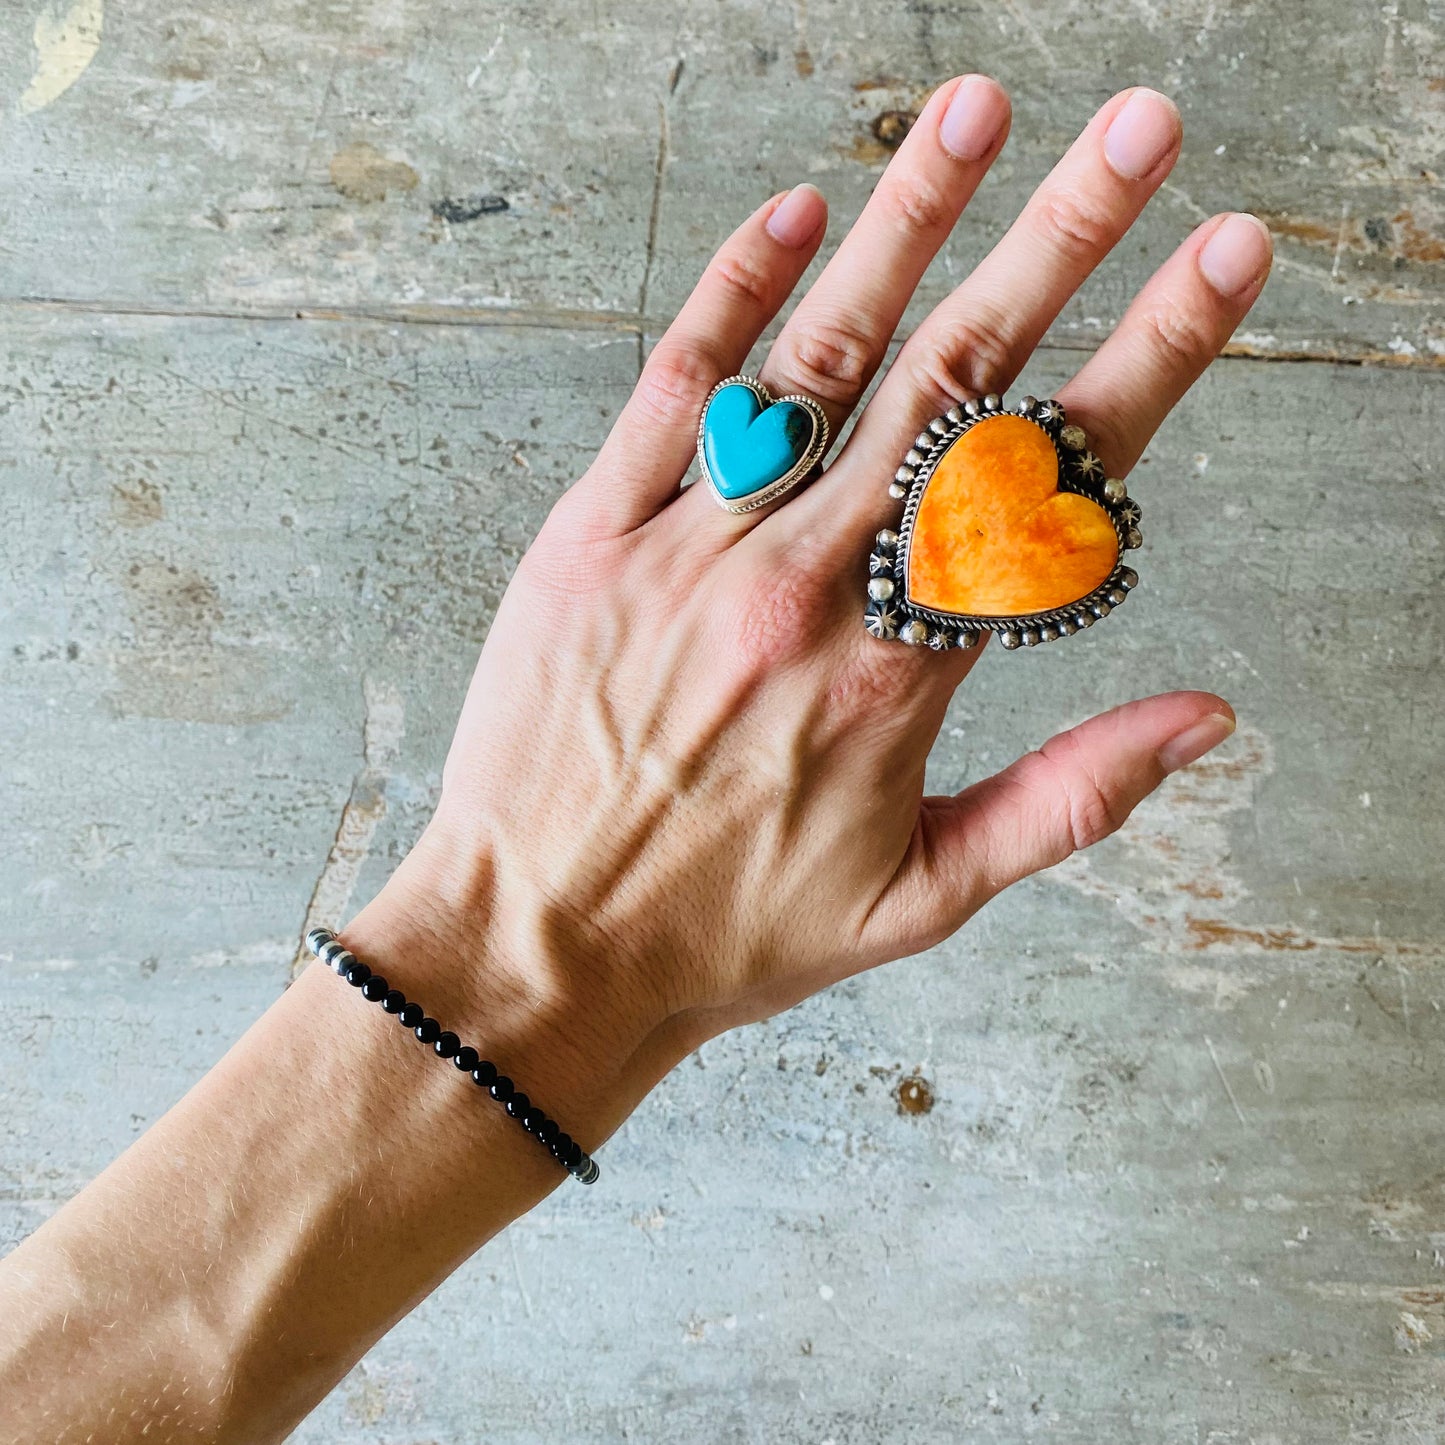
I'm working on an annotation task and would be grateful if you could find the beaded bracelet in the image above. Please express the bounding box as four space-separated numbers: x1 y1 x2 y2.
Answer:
305 927 600 1185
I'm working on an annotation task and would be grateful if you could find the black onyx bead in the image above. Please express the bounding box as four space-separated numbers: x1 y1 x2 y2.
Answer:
550 1131 572 1160
382 989 406 1014
433 1030 460 1059
536 1119 559 1146
564 1140 584 1170
361 975 388 1002
521 1108 544 1133
471 1060 498 1088
453 1045 479 1072
489 1076 514 1103
344 960 371 987
506 1092 530 1119
397 1002 423 1029
414 1017 441 1045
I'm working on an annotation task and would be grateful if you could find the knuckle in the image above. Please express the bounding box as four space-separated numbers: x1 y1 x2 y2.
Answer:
709 250 775 312
719 554 835 674
632 344 724 431
1033 185 1117 261
1140 299 1213 371
1039 733 1130 856
781 314 878 405
908 312 1017 405
880 171 954 235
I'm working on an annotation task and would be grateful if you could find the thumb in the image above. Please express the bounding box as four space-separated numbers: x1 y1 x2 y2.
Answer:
869 691 1236 955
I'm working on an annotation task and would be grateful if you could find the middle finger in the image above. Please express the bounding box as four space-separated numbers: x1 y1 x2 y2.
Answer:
791 86 1183 548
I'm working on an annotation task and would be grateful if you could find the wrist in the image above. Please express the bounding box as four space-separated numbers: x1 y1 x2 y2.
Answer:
335 812 693 1164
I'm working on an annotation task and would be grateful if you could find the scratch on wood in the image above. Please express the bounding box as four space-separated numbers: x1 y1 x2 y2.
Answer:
635 85 672 371
290 677 405 980
1204 1035 1248 1127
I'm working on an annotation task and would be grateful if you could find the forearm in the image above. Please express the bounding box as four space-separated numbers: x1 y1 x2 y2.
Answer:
0 836 686 1444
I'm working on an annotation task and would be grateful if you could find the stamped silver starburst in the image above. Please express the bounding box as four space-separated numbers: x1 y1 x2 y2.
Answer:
1074 451 1105 484
1036 399 1064 426
1118 500 1142 529
865 603 900 640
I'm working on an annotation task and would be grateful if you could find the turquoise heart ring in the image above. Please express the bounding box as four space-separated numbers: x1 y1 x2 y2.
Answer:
696 374 829 514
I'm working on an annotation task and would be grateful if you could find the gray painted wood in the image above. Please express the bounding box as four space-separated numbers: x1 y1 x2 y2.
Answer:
0 1 1438 360
1 0 1443 1440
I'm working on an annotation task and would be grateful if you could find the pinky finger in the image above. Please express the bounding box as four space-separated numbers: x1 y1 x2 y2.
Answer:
1055 211 1272 477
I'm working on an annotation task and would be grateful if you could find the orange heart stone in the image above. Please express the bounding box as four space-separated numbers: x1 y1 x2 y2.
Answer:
906 414 1119 617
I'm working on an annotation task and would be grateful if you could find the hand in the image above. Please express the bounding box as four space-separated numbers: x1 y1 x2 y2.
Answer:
362 79 1270 1090
0 79 1273 1444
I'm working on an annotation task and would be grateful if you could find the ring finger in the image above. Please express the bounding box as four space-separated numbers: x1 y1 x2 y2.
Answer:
675 72 1011 534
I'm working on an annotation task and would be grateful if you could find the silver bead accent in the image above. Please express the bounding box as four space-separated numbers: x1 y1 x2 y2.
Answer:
868 552 891 576
983 392 1001 412
1018 395 1038 414
1059 423 1087 451
899 619 930 646
1125 526 1143 550
867 576 896 602
1000 629 1022 650
1021 627 1041 647
1075 611 1095 628
1102 476 1127 504
928 417 950 437
1092 599 1112 618
865 603 900 640
914 431 934 451
894 465 915 485
1039 623 1060 642
904 448 926 467
963 398 981 418
945 405 965 425
876 529 899 551
1118 566 1138 589
1107 587 1128 606
1057 616 1078 637
888 482 907 500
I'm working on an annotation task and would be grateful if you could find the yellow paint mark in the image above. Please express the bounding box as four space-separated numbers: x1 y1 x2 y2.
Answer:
19 0 104 115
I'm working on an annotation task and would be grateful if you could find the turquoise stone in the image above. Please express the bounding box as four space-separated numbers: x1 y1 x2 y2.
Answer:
702 382 818 502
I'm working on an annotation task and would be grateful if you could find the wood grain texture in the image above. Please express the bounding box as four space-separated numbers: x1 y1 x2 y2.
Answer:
0 0 1443 1440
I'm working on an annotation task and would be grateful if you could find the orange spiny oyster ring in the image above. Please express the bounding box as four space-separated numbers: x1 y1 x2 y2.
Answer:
864 394 1141 651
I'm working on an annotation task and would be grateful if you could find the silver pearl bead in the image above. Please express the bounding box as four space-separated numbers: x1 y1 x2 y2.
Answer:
1107 587 1128 606
876 529 899 551
867 576 896 602
1125 527 1143 550
1019 395 1038 414
894 465 915 485
888 482 907 500
983 392 1001 412
914 431 934 451
945 405 965 425
1021 627 1041 646
904 448 925 467
928 417 950 436
1000 629 1022 650
1103 476 1127 504
1118 566 1138 589
963 399 981 418
899 619 930 646
1059 424 1087 451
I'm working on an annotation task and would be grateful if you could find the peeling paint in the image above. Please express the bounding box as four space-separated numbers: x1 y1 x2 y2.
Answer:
18 0 104 115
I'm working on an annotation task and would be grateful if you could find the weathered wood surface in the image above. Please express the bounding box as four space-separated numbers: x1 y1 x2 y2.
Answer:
0 1 1438 360
1 2 1443 1442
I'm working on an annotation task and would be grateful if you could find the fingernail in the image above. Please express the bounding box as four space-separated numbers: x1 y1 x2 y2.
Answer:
1103 88 1181 180
1158 711 1236 774
765 183 826 248
1198 212 1273 297
939 75 1009 161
